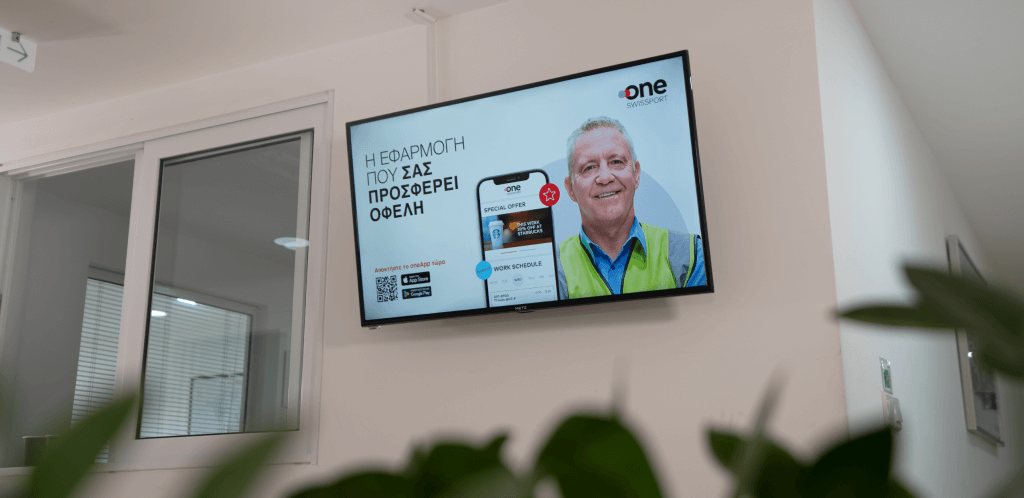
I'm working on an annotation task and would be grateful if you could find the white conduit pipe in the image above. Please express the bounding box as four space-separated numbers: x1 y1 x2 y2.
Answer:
411 8 439 104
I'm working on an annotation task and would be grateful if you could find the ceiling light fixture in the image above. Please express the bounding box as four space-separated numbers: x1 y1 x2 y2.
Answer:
151 310 167 317
275 237 310 250
176 298 197 306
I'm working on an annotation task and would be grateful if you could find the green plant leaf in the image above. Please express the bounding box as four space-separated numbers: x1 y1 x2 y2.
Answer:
904 267 1024 379
906 266 1024 339
27 395 135 498
707 430 742 469
888 480 917 498
288 471 412 498
287 436 517 498
436 465 528 498
707 430 806 498
837 304 958 329
839 265 1024 380
977 349 1024 380
803 428 894 497
405 434 511 498
190 433 285 498
534 413 662 498
729 375 785 498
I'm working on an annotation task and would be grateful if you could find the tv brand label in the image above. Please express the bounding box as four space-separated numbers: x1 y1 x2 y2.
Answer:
619 79 669 108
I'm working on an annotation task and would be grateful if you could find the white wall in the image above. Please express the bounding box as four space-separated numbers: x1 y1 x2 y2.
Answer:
815 1 1022 496
0 0 847 496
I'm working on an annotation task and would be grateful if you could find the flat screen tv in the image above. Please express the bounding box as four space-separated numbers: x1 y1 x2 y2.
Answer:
346 50 712 327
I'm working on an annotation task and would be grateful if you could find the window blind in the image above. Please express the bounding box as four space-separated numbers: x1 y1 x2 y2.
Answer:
73 278 253 451
72 278 123 463
139 293 251 438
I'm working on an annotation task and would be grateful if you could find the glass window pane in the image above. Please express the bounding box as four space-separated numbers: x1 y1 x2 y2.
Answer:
140 132 311 438
0 161 135 467
140 293 251 437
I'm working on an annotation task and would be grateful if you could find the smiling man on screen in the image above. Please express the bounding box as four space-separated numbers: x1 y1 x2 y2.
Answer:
555 116 705 299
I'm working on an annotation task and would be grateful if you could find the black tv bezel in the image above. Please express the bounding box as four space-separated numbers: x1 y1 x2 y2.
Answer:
345 49 714 328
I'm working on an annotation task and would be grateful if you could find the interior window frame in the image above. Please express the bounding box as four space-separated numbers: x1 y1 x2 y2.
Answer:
0 93 332 474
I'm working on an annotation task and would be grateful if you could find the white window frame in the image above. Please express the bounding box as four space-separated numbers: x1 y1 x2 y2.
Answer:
0 92 332 474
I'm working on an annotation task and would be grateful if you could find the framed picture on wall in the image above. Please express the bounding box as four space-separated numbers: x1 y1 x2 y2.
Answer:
947 235 1003 445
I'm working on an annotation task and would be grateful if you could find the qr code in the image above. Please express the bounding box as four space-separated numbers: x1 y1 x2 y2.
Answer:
376 275 398 302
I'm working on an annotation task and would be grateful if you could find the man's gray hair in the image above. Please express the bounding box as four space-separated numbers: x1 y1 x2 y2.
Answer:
566 116 637 180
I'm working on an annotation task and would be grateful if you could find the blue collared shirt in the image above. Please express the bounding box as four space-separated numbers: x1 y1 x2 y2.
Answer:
688 242 706 287
579 217 647 295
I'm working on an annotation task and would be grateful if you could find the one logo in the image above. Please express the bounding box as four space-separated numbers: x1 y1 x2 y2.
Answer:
505 184 521 193
618 79 668 100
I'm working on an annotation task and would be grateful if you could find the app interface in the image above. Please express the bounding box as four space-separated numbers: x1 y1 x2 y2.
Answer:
478 172 558 307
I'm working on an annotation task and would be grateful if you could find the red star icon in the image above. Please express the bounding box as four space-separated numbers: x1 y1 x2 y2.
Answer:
539 183 560 207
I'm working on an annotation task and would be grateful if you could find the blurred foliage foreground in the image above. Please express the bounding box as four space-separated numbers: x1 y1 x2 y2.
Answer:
5 265 1022 497
2 391 911 498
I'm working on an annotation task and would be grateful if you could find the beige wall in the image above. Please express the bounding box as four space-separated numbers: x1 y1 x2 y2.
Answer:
0 0 846 495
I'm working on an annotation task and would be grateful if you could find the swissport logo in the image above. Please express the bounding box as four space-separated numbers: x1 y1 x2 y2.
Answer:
618 79 669 108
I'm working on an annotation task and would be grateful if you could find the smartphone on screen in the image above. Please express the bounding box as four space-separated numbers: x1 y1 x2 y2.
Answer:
477 170 558 307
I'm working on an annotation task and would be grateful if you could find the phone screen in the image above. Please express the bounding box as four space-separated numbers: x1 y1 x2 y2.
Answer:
477 171 558 307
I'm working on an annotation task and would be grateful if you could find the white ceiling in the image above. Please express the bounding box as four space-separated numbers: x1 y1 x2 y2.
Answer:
0 0 503 123
848 0 1024 287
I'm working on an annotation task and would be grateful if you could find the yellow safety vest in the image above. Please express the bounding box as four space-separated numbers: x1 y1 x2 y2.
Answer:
558 224 694 299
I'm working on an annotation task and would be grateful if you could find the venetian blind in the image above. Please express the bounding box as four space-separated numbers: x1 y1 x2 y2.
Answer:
139 293 251 438
71 278 123 463
73 278 252 447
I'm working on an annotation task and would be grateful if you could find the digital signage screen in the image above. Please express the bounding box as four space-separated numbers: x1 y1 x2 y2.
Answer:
346 50 713 326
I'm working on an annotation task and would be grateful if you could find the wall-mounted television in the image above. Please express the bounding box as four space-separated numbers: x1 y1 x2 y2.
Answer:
346 50 713 327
